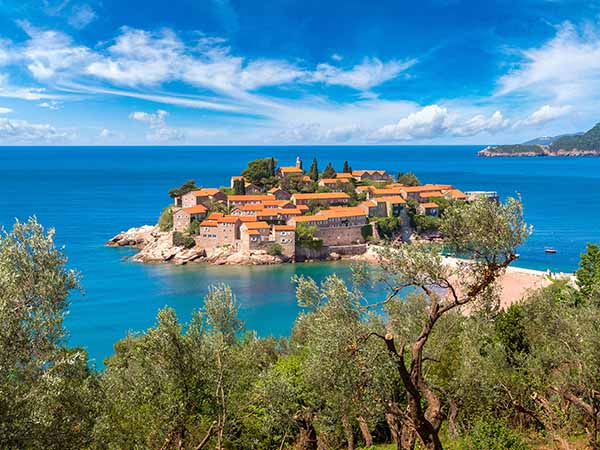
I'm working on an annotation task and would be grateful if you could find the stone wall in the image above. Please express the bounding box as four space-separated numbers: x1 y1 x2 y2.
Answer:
314 225 364 246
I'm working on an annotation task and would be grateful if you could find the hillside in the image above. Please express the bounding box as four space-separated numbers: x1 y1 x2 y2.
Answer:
479 122 600 157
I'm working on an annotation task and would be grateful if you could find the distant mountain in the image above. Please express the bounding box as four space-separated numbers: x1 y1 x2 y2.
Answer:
479 123 600 157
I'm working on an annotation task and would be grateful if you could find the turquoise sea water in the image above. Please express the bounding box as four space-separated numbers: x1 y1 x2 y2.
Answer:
1 146 599 366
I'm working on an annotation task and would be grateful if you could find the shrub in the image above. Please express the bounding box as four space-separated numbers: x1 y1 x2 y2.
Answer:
158 206 174 232
361 224 373 240
172 231 195 249
376 217 402 240
267 243 283 256
463 419 530 450
187 219 200 236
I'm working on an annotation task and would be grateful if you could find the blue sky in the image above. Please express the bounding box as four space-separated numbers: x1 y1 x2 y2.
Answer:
0 0 600 145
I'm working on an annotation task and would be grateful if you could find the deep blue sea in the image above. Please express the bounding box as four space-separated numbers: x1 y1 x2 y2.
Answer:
1 146 598 366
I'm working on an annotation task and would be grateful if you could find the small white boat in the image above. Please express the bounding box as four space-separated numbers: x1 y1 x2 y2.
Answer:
544 247 557 254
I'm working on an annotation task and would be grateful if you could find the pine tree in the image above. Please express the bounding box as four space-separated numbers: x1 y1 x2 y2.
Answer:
309 158 319 181
342 160 352 173
322 162 336 178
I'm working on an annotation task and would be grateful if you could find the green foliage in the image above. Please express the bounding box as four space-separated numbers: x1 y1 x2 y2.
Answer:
550 122 600 151
576 243 600 299
172 231 195 248
187 218 200 235
168 179 198 198
321 162 336 178
158 205 174 231
267 243 283 256
494 305 530 365
0 218 97 450
309 158 319 181
462 419 530 450
361 224 373 240
375 216 402 240
233 179 246 195
280 175 315 194
342 160 352 173
484 144 545 155
396 171 421 186
242 157 279 187
414 214 441 233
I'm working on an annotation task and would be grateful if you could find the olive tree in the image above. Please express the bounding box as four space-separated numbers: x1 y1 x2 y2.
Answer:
368 197 529 450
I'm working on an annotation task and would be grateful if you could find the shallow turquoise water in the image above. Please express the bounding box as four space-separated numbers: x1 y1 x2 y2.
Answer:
1 146 598 365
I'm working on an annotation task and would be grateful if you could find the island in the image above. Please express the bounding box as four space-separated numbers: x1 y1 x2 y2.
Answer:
107 156 496 265
479 122 600 157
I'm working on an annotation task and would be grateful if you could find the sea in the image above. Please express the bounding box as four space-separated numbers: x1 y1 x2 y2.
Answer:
1 145 598 367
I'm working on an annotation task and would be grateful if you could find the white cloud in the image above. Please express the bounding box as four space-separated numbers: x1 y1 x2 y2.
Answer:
312 57 416 91
331 53 343 62
452 111 509 137
38 100 61 109
86 28 181 86
0 107 12 114
374 105 450 140
523 104 572 126
0 117 71 143
497 22 600 102
129 109 185 143
17 20 92 80
68 4 97 29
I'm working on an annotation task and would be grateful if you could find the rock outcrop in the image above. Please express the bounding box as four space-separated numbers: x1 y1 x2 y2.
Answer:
106 226 288 266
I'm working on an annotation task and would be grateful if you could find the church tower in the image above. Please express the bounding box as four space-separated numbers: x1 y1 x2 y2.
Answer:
295 156 303 169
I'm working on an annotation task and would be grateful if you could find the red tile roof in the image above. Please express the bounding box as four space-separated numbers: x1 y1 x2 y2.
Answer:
292 192 350 200
274 225 296 231
182 204 208 214
243 221 270 229
228 194 273 202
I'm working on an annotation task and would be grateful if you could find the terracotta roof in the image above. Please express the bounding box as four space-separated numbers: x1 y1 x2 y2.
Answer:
371 187 404 196
228 194 273 201
279 166 303 173
268 187 287 193
355 186 373 193
292 192 350 200
200 220 218 227
301 175 312 182
182 204 208 214
379 196 407 204
218 216 241 223
207 212 224 220
320 178 347 184
237 204 264 211
318 207 367 219
243 221 270 230
297 204 309 211
294 215 328 223
262 200 290 207
421 202 439 209
189 188 221 196
447 189 467 199
335 173 354 179
238 216 258 222
247 230 261 235
402 185 449 193
352 170 387 176
419 191 444 198
274 225 296 231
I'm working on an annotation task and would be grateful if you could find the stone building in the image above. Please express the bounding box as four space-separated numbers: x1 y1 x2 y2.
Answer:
351 170 393 182
181 188 227 208
291 192 350 207
173 205 208 232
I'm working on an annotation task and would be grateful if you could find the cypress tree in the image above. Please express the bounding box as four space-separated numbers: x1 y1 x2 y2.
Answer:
309 158 319 181
342 160 352 173
322 162 336 179
233 179 246 195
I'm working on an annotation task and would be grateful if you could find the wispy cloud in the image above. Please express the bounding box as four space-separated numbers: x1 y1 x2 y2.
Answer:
129 109 185 143
0 116 72 143
523 104 573 126
497 21 600 102
0 106 12 114
68 4 97 29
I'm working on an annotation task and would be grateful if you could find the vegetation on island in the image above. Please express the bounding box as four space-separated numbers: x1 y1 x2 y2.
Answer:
481 122 600 156
396 172 421 186
158 205 174 231
241 157 279 189
11 198 600 450
168 179 199 198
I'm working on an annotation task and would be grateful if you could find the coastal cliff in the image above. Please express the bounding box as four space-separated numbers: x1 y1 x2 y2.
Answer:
479 122 600 157
107 226 289 265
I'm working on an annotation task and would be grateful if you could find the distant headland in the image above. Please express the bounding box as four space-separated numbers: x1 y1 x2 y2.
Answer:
107 156 496 265
479 122 600 157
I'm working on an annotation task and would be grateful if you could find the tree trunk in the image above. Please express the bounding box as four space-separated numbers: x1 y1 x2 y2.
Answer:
385 403 403 450
295 412 318 450
399 415 416 450
342 414 354 450
357 415 373 448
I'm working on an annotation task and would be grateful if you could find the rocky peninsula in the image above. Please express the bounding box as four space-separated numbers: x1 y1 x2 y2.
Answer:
479 122 600 157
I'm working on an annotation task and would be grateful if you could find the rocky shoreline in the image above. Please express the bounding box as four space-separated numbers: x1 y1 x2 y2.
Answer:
107 225 345 265
478 146 600 157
